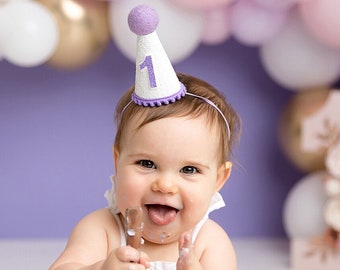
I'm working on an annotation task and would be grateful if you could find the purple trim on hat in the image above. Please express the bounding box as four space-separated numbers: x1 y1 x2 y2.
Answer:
132 82 187 107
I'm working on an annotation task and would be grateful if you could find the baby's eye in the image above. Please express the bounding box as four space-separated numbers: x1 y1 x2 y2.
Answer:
137 160 156 169
180 166 199 174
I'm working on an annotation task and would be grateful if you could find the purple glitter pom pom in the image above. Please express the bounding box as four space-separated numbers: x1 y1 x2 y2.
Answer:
128 5 159 36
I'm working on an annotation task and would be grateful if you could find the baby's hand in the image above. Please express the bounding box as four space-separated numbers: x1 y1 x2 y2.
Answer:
176 232 202 270
102 246 150 270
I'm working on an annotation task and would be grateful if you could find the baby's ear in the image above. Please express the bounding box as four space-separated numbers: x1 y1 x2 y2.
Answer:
113 146 119 173
215 161 232 192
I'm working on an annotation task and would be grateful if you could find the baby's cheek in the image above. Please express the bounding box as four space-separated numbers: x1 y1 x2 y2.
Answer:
116 182 142 206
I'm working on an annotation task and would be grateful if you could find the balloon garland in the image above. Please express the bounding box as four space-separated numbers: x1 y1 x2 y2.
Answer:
1 0 340 86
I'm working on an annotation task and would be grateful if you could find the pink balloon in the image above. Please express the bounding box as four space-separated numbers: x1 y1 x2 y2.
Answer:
296 0 315 3
230 0 287 46
201 6 231 45
251 0 296 11
299 0 340 48
168 0 233 10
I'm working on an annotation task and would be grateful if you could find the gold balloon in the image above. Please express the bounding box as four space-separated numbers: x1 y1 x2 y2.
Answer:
278 88 330 173
38 0 110 70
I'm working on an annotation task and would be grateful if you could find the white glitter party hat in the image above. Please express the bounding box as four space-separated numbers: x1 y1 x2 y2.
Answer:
128 5 186 107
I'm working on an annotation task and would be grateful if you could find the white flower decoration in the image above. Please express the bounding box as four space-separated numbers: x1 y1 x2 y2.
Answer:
325 177 340 197
325 140 340 178
324 196 340 231
104 175 120 214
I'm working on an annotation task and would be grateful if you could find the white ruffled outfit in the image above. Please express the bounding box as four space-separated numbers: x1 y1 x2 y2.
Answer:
104 176 226 270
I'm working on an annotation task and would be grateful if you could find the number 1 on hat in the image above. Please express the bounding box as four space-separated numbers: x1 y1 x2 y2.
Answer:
140 55 157 88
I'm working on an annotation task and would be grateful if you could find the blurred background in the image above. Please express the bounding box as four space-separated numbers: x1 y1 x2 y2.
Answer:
1 0 339 239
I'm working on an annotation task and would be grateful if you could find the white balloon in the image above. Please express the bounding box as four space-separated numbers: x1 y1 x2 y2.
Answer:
283 171 328 238
0 0 27 4
0 8 3 60
260 12 340 90
0 0 59 67
109 0 204 64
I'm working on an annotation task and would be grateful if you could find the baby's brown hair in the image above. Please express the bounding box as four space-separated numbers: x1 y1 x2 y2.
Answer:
114 73 241 164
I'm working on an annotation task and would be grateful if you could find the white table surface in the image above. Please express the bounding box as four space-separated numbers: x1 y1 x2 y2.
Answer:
0 238 291 270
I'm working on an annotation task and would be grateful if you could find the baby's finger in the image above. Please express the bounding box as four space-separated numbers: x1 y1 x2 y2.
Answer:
178 232 192 250
116 246 141 263
139 251 151 269
177 232 201 270
178 232 193 267
116 247 150 269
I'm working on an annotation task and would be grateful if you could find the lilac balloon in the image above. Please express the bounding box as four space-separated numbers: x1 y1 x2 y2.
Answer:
251 0 297 11
201 6 231 45
169 0 233 10
230 0 287 46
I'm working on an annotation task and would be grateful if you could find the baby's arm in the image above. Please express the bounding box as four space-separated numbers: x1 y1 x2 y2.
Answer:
49 208 149 270
177 220 236 270
49 209 111 270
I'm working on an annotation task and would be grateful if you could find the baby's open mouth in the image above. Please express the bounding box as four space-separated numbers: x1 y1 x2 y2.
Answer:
145 204 179 225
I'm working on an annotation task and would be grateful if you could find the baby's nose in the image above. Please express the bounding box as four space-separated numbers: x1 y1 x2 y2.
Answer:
151 174 179 194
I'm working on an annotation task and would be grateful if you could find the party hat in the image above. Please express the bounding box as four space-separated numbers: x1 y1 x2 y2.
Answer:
128 5 186 107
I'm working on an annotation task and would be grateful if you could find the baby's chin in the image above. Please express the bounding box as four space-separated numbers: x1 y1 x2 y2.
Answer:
142 229 177 244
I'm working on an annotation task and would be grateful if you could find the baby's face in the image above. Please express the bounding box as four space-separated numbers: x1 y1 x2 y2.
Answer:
114 115 229 244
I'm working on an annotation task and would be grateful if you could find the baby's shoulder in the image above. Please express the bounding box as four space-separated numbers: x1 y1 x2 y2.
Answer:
49 209 121 268
199 219 229 237
76 208 117 228
195 219 233 251
195 219 236 269
72 209 120 240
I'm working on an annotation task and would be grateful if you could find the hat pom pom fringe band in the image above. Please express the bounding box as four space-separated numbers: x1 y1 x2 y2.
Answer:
132 82 187 107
